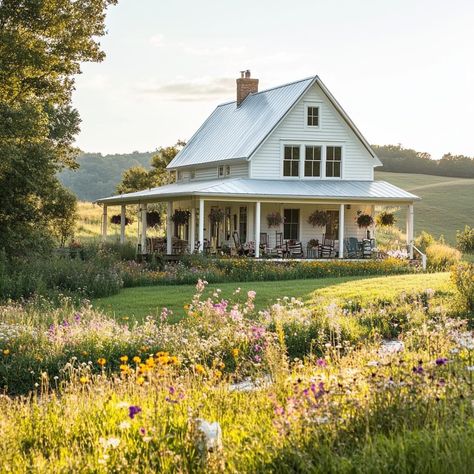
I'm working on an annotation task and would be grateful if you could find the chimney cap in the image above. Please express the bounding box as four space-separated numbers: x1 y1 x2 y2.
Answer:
240 69 251 78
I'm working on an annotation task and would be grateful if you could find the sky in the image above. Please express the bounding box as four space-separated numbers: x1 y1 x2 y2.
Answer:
72 0 474 159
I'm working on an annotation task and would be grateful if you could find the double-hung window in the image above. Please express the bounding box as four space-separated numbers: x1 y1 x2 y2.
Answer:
326 146 342 178
283 209 299 240
304 145 322 177
306 106 319 127
283 145 300 177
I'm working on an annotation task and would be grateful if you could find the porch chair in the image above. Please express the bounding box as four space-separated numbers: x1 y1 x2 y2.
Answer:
232 231 246 256
287 241 304 258
320 235 335 258
259 233 268 255
361 239 373 259
344 237 359 259
193 240 201 253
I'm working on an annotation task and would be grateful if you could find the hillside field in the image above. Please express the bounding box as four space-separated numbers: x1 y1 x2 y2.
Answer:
375 171 473 244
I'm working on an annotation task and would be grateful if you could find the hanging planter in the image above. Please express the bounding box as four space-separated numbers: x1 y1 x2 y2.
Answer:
146 211 161 228
356 213 374 228
267 212 283 228
376 211 396 227
110 215 131 226
171 209 191 225
209 208 225 224
307 210 329 227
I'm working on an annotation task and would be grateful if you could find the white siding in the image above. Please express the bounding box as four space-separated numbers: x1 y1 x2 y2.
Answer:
192 161 248 181
250 82 375 181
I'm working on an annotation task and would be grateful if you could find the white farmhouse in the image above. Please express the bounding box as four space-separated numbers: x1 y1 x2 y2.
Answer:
97 71 419 259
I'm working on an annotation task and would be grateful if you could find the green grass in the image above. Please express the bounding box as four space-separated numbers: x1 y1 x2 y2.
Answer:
94 272 452 322
375 171 473 244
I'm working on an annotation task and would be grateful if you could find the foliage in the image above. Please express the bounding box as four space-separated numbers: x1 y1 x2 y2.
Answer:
266 212 283 228
307 210 329 227
118 256 415 287
110 214 131 226
373 144 474 178
450 262 474 312
146 211 161 228
0 282 472 471
375 210 396 227
171 209 190 225
415 230 437 251
426 243 461 270
356 213 374 228
116 141 185 194
308 239 319 248
456 225 474 253
209 208 225 224
0 0 117 258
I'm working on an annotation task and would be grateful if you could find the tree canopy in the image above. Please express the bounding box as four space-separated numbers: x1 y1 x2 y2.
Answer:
0 0 116 256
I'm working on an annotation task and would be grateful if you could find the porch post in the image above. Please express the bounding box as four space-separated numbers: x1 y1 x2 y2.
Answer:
255 201 261 258
407 203 414 259
167 201 173 255
190 204 196 253
198 198 204 252
120 205 126 244
101 205 107 241
140 204 147 254
338 203 345 259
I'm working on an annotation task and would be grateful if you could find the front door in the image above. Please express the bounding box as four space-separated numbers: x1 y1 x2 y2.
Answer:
325 210 339 240
283 209 300 241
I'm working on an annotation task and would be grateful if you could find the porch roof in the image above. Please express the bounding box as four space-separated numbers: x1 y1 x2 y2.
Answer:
96 179 420 205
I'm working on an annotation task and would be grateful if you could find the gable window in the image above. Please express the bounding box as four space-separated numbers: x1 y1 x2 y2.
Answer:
177 171 183 181
283 209 299 240
190 170 195 180
304 146 321 177
326 146 342 178
283 145 300 177
225 165 231 176
218 166 224 177
307 106 319 127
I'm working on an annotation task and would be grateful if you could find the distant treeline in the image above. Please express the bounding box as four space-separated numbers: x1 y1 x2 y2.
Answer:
60 145 474 201
373 145 474 178
58 151 154 201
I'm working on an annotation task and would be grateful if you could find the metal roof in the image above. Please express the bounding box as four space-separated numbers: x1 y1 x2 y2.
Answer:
167 75 380 170
96 179 420 205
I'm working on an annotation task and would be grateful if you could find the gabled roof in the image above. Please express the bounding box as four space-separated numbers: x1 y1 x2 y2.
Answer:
96 178 419 205
167 75 380 170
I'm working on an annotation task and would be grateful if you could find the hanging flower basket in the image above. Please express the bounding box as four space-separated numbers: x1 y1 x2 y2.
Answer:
308 238 319 248
110 215 131 226
267 212 283 228
146 211 161 228
209 208 225 224
171 209 191 225
307 210 329 227
356 213 374 228
375 211 396 227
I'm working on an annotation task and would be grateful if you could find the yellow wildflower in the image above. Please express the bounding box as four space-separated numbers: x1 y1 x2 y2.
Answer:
79 376 89 384
214 370 222 378
97 358 106 366
232 348 239 358
120 355 128 363
146 357 155 368
136 376 145 385
194 364 206 375
133 356 141 364
3 349 10 356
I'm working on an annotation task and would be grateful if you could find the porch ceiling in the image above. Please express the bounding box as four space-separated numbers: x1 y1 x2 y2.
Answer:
95 178 420 206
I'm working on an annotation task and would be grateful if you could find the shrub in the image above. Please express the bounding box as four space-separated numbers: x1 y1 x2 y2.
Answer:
456 225 474 253
415 230 436 251
426 243 461 270
450 262 474 312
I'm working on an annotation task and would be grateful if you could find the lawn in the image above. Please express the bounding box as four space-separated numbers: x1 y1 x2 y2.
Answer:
94 272 452 322
376 171 473 244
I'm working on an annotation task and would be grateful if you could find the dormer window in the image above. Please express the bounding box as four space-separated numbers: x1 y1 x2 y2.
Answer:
190 170 195 180
306 106 319 127
177 171 183 181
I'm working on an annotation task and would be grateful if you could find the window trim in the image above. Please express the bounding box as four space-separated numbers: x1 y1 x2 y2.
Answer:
283 208 300 241
304 102 321 129
281 144 302 179
325 145 343 179
218 164 231 178
303 144 323 179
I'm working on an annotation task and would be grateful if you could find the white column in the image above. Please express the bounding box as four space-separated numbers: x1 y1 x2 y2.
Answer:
166 201 173 255
120 205 126 244
338 203 345 259
140 204 147 254
190 204 196 253
407 203 414 259
255 201 261 258
101 205 107 241
198 198 204 252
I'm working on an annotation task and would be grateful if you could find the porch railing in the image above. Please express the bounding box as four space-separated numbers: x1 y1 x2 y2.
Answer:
412 245 427 271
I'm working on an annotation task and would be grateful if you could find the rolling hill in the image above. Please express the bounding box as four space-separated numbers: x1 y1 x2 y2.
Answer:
375 171 473 244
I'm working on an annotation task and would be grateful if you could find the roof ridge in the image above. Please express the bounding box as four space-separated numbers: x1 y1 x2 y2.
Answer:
216 75 317 107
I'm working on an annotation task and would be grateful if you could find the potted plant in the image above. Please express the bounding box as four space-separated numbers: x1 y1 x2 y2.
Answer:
308 238 319 248
356 212 374 228
375 211 396 227
171 209 191 225
266 212 283 228
110 215 131 226
146 211 161 228
209 208 225 224
307 210 329 227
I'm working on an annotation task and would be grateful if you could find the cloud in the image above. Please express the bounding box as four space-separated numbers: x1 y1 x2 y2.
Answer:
137 77 235 101
149 34 165 48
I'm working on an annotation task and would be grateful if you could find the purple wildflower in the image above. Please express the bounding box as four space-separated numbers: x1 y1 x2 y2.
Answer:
128 405 142 419
169 386 176 395
412 365 424 374
316 358 327 367
435 358 448 366
254 355 262 363
139 427 146 436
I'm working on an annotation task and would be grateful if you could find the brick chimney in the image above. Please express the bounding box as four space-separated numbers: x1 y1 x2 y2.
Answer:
236 70 258 106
